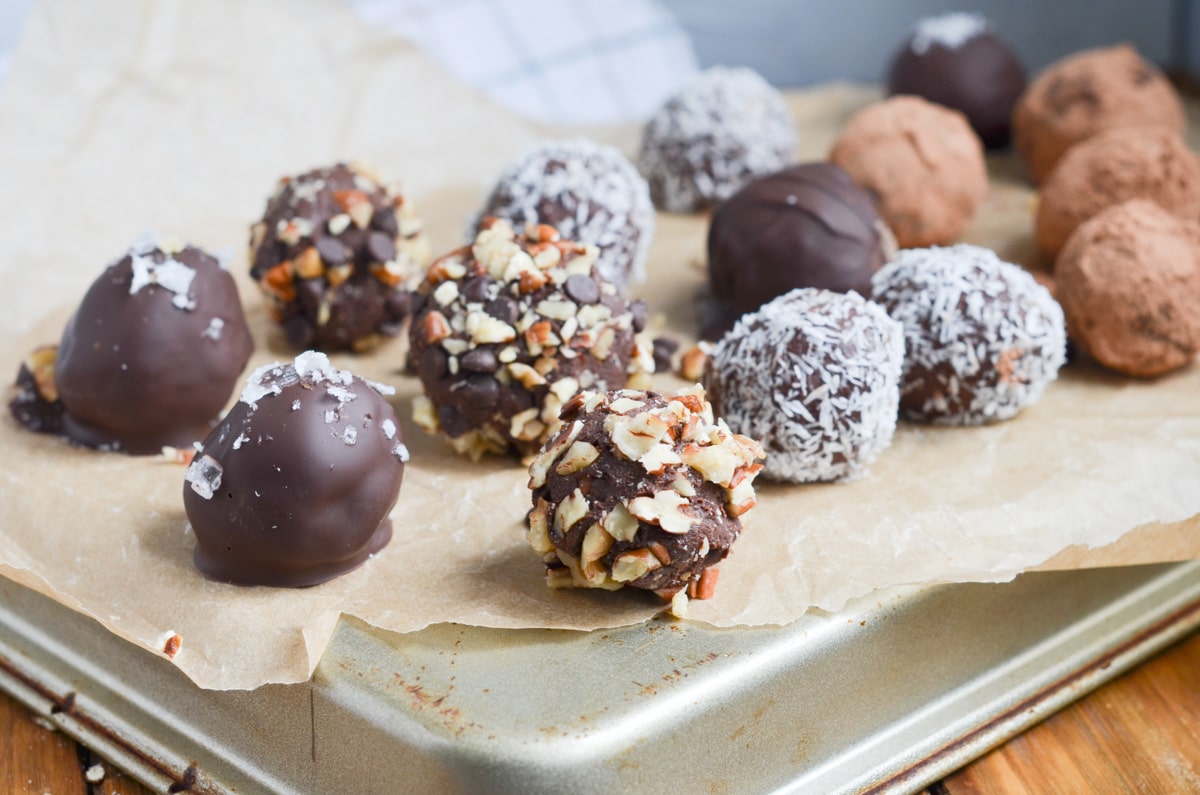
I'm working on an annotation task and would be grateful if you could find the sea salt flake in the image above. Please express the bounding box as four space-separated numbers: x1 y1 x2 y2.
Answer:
184 454 223 500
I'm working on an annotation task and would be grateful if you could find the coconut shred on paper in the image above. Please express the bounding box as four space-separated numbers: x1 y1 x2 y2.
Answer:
0 0 1197 689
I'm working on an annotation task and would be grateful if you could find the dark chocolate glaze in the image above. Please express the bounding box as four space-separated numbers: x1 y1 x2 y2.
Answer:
185 359 405 587
886 27 1025 149
704 163 887 339
42 244 254 454
250 163 426 352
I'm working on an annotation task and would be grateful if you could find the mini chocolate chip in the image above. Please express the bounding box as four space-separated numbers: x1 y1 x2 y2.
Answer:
461 373 500 405
315 236 349 265
631 300 648 332
295 279 325 314
652 336 679 371
437 404 470 437
367 231 396 263
461 348 499 373
564 274 600 305
485 296 519 325
420 346 449 379
462 276 496 304
373 204 399 235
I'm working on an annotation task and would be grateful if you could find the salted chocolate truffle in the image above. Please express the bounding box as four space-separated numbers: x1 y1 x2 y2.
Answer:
525 385 763 615
184 352 407 587
1013 45 1186 184
1056 200 1200 378
478 139 654 287
410 220 655 460
250 162 431 351
638 66 796 213
704 163 895 339
871 245 1066 424
706 289 903 483
1036 126 1200 259
886 12 1026 149
830 96 987 248
9 236 254 454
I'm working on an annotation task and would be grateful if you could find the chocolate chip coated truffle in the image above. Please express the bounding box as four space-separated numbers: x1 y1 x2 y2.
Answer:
886 13 1026 149
250 162 431 351
871 245 1066 424
9 236 254 454
1036 126 1200 259
706 289 903 483
1013 45 1186 184
410 220 655 460
526 386 763 614
479 139 654 288
638 66 796 213
1056 200 1200 378
830 96 987 248
185 352 407 587
704 163 894 339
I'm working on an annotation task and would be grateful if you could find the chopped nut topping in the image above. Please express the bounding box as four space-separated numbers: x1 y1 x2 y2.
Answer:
554 440 600 475
25 345 59 403
554 488 589 535
432 280 459 306
601 502 640 542
628 490 696 535
526 499 555 554
679 343 710 381
611 548 662 582
508 362 547 389
467 312 517 344
326 264 353 287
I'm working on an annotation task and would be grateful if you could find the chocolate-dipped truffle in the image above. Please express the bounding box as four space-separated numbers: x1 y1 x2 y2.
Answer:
704 163 895 339
871 245 1066 424
250 162 431 351
706 289 903 482
886 12 1026 149
9 236 254 453
184 352 407 587
1013 44 1186 184
1056 200 1200 378
478 139 654 288
638 66 796 213
410 220 655 460
830 96 987 248
1036 126 1200 259
526 385 763 615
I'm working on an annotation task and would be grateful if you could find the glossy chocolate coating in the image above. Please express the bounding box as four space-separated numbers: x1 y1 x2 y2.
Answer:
49 243 253 454
704 163 888 339
887 23 1025 149
185 356 406 587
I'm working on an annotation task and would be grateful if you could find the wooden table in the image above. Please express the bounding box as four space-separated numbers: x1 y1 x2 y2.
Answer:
4 628 1199 794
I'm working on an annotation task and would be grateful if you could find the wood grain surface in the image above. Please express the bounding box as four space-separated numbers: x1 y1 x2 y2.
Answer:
3 629 1199 794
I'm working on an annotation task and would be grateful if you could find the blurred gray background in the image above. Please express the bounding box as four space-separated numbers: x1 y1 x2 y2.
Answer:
662 0 1199 85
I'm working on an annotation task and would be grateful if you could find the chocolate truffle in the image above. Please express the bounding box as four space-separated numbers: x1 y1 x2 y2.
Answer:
410 220 655 460
250 162 431 351
886 13 1026 149
525 385 763 615
704 163 895 339
830 96 987 248
871 245 1066 424
1056 200 1200 378
638 66 796 213
1036 126 1200 259
478 139 654 288
184 352 407 587
706 289 903 482
9 235 254 454
1013 45 1186 184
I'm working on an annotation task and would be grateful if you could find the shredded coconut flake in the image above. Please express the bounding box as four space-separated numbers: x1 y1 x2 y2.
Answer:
184 454 223 499
909 12 989 54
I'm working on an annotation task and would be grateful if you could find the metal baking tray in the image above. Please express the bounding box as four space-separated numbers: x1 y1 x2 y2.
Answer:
2 559 1199 794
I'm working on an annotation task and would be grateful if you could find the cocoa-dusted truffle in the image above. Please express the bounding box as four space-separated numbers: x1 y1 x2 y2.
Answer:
638 66 796 213
525 385 763 615
1013 44 1186 184
886 12 1025 149
871 245 1066 424
1036 126 1200 259
704 163 895 339
184 352 407 587
250 162 431 351
410 220 655 460
830 96 987 248
1056 200 1200 378
9 235 254 454
705 289 904 482
478 139 654 288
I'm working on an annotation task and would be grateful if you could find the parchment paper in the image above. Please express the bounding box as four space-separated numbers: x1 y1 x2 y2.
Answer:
1 0 1198 690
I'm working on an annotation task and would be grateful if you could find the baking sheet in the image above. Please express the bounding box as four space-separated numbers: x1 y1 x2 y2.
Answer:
0 0 1199 690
